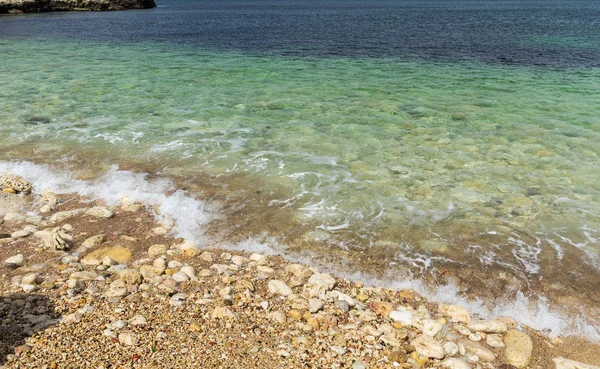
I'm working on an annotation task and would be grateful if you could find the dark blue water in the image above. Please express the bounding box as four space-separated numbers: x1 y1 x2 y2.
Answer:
1 0 600 66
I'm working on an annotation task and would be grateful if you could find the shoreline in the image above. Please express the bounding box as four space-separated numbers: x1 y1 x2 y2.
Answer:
0 0 155 14
1 174 600 368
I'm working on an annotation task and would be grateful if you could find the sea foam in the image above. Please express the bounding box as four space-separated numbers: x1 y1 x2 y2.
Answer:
1 160 599 342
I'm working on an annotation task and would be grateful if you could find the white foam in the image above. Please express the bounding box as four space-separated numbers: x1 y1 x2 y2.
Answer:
0 161 212 244
1 160 599 342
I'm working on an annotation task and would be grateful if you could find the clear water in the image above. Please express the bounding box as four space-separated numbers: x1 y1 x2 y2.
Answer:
1 0 600 334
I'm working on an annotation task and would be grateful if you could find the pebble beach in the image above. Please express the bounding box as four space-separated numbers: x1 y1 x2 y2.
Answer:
1 174 600 369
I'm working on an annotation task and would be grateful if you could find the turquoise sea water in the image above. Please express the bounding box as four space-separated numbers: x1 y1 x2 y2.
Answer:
1 0 600 334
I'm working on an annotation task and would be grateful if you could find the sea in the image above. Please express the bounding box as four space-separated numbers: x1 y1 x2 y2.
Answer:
1 0 599 339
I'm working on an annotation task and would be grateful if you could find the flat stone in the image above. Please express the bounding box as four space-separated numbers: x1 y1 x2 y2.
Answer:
467 319 507 333
504 329 533 368
148 244 168 257
49 208 87 224
438 304 471 324
460 340 496 361
268 280 293 296
553 357 600 369
412 334 445 359
309 298 324 313
441 358 471 369
5 254 26 267
83 246 131 264
85 206 114 219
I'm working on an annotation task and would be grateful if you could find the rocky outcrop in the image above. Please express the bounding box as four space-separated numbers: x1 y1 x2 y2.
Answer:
0 0 155 14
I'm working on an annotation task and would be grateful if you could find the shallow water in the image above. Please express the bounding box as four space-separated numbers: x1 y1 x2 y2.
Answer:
1 0 600 338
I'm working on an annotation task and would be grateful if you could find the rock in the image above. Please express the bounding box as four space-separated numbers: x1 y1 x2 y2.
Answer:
330 290 356 307
352 362 367 369
80 234 107 251
14 344 32 355
309 298 324 313
441 358 471 369
412 334 445 359
120 195 143 212
130 315 147 326
148 244 168 257
249 253 266 263
460 340 496 361
504 329 533 368
180 265 196 279
70 271 98 280
267 311 286 324
285 264 313 279
105 280 128 298
212 306 235 319
21 284 38 293
83 246 131 264
268 280 293 296
422 319 445 339
49 209 87 224
169 293 187 307
486 334 505 348
390 310 414 326
21 273 41 285
553 357 600 369
118 332 138 346
438 304 471 324
368 301 393 317
85 206 114 218
467 319 507 333
172 271 190 282
200 252 214 262
117 269 142 285
444 341 459 356
0 174 31 193
334 299 350 312
11 229 32 238
231 255 249 265
5 254 26 267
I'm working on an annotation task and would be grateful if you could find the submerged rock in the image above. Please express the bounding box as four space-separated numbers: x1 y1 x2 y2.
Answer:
0 174 31 194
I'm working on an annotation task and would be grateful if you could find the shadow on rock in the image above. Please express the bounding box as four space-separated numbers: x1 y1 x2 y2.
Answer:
0 293 60 364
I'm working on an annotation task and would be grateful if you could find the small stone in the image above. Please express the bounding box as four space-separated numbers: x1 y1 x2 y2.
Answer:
439 304 471 324
388 350 408 364
467 320 507 333
309 298 324 313
553 357 600 369
148 244 168 257
118 332 138 346
11 229 32 239
441 358 471 369
460 340 496 361
5 254 26 267
390 310 413 326
21 273 41 285
231 255 248 265
468 332 483 341
200 252 214 262
486 334 505 348
412 334 445 359
80 234 107 250
49 209 87 223
285 264 313 279
0 174 32 193
169 293 187 307
212 306 235 319
287 310 303 320
14 344 32 355
85 206 114 218
368 301 393 317
444 341 459 356
117 269 142 285
422 319 445 339
268 280 293 296
130 315 147 326
267 311 286 324
504 329 533 368
21 284 39 293
335 299 350 312
172 271 190 282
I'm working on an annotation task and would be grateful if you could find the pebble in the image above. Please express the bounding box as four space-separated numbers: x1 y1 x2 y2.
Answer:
467 319 507 333
309 298 324 313
553 357 600 369
148 244 168 257
504 329 533 368
21 273 41 285
460 340 496 361
85 206 115 218
11 229 32 238
444 341 459 356
172 271 190 282
485 333 505 348
412 334 445 359
169 293 187 307
5 254 26 267
268 280 293 296
441 358 471 369
390 310 413 326
130 315 148 326
438 304 471 324
118 332 138 346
